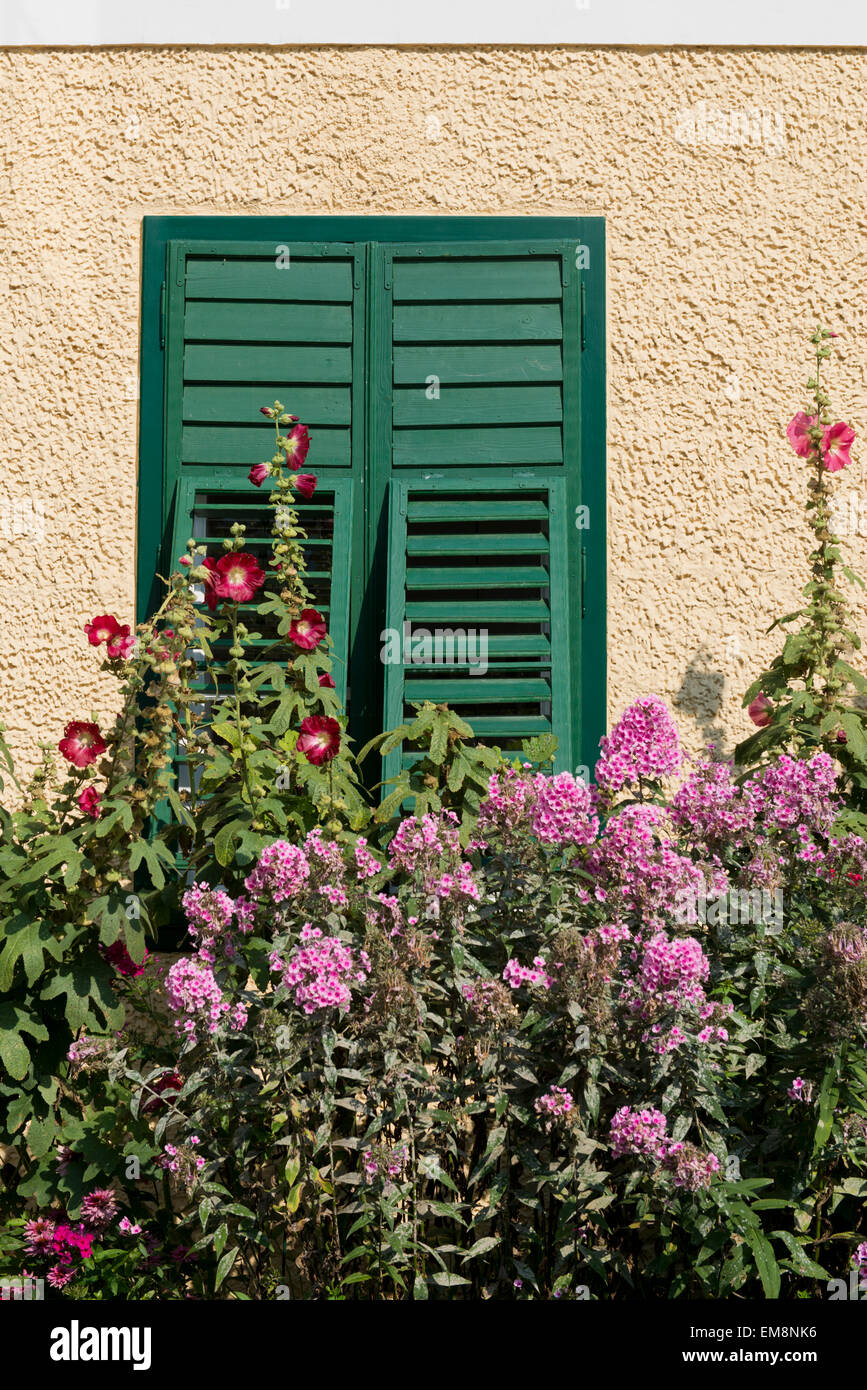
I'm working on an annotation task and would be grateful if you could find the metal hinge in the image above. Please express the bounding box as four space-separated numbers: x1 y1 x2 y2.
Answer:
580 281 586 352
159 281 166 349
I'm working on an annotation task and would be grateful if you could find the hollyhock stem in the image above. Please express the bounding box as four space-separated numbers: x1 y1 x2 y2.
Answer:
227 603 259 817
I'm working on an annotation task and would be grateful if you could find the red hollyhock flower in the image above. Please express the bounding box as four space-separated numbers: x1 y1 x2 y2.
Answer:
248 463 269 487
318 671 336 688
102 939 148 978
106 624 134 660
296 715 341 765
213 553 266 604
59 721 106 769
142 1070 183 1115
821 421 855 473
77 786 102 819
786 412 817 459
284 424 310 469
747 693 774 728
294 473 317 499
288 607 327 651
200 556 220 612
84 614 121 647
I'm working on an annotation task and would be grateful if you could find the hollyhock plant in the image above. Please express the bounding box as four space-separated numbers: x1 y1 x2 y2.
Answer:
821 421 856 472
294 472 317 498
213 552 266 604
58 720 106 769
296 714 341 765
747 692 774 727
284 423 310 468
77 785 102 819
288 608 327 651
786 411 817 458
84 613 121 646
106 626 135 660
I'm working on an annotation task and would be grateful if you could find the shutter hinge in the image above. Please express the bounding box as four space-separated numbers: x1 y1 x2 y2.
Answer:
581 545 587 620
580 281 586 352
159 281 166 349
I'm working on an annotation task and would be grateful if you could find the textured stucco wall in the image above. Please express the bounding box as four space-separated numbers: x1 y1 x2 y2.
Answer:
1 46 866 784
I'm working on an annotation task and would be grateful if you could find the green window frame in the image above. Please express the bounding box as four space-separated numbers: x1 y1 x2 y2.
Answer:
138 216 606 777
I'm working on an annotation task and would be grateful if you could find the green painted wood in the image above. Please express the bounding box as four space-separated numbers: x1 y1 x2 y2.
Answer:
185 345 353 382
406 565 551 589
404 677 552 702
406 498 549 522
180 425 352 467
182 385 351 424
185 256 355 301
394 345 562 383
393 425 563 468
407 532 549 556
393 385 562 428
393 258 561 301
184 301 353 342
394 302 562 342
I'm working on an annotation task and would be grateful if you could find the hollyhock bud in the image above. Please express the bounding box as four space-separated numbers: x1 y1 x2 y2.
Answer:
259 406 276 418
319 671 336 688
821 422 856 473
279 413 299 425
248 463 269 487
748 693 774 727
179 555 192 567
77 785 102 819
786 412 818 458
294 473 317 499
296 715 341 765
59 721 106 769
288 608 327 651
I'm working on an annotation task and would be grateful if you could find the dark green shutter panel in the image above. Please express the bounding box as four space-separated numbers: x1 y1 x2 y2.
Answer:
378 240 583 780
161 239 363 713
382 475 575 782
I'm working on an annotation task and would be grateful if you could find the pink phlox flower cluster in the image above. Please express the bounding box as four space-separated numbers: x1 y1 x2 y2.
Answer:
304 826 350 907
164 955 244 1038
245 839 310 903
609 1105 668 1159
529 771 599 847
183 883 238 962
388 809 479 902
354 837 381 881
671 759 756 846
535 1085 574 1120
503 955 553 990
477 768 536 843
788 1076 814 1103
595 696 683 796
589 804 706 928
270 928 370 1014
745 752 840 840
638 933 709 1007
658 1142 721 1190
365 891 405 938
362 1142 409 1184
119 1216 142 1236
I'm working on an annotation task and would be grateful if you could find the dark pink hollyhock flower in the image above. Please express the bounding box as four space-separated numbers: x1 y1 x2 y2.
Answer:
786 412 818 458
748 693 774 728
102 939 148 978
77 785 102 819
59 721 106 768
294 472 317 499
288 608 327 651
248 463 269 487
284 423 310 469
200 556 220 612
106 624 134 659
318 671 336 689
84 614 121 647
821 422 856 473
296 715 341 765
213 552 266 604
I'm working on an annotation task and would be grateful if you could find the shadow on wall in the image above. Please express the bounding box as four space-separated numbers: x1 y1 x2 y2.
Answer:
673 644 727 753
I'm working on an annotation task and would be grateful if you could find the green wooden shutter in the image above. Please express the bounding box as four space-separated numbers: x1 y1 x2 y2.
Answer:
160 239 364 713
375 240 583 779
382 475 575 782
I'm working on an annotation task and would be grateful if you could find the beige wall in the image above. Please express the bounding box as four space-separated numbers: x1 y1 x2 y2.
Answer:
1 46 866 784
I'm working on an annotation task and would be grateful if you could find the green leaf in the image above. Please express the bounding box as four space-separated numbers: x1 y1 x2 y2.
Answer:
214 1246 239 1290
745 1228 781 1299
770 1231 829 1279
214 1223 229 1259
